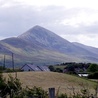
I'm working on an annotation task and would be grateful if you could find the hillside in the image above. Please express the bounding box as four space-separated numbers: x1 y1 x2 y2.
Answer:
3 72 96 94
0 25 98 67
18 25 96 56
73 42 98 55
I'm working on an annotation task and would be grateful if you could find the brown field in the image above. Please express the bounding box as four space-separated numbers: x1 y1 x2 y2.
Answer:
3 72 97 94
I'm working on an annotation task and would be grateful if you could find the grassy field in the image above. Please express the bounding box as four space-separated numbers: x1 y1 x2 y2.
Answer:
3 72 97 95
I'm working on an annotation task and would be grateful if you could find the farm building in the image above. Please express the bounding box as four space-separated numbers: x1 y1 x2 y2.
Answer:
37 65 50 71
20 64 50 72
78 73 89 77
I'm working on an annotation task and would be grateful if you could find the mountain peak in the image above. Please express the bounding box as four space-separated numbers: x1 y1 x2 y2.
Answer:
33 25 42 29
18 25 70 48
29 25 46 32
18 25 57 39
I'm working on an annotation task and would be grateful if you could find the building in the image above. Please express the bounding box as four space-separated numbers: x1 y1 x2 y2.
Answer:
20 64 50 72
78 72 89 77
37 65 50 71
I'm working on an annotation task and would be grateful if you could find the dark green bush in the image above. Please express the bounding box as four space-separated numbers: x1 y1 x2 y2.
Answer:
13 86 48 98
0 74 22 98
88 72 98 79
58 93 67 98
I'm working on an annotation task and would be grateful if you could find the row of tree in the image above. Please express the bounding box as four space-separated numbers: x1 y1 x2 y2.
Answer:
48 62 98 79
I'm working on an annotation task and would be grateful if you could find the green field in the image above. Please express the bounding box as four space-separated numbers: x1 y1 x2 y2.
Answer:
3 72 97 95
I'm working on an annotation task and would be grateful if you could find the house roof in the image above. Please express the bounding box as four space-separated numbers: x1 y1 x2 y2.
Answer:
21 64 41 71
21 64 50 71
37 65 50 71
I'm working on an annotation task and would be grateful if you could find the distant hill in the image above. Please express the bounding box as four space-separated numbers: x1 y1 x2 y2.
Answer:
0 25 98 67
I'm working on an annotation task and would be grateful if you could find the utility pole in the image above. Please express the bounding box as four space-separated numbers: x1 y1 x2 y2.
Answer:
12 53 14 71
3 55 5 70
12 53 17 78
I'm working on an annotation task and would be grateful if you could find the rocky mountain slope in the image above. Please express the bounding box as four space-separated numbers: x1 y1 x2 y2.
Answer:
0 25 98 67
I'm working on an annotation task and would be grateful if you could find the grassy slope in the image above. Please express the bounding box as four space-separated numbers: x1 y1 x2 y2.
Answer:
3 72 97 94
0 41 84 66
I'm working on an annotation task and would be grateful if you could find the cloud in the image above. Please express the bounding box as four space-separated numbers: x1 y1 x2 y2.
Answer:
0 0 98 47
0 5 67 36
7 0 98 10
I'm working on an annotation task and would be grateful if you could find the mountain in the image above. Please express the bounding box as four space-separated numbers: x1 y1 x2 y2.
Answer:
0 25 98 67
73 42 98 56
18 26 97 56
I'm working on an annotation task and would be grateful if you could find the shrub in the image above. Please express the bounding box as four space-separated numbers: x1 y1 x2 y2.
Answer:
87 64 98 72
88 72 98 79
13 86 48 98
58 93 67 98
0 74 22 98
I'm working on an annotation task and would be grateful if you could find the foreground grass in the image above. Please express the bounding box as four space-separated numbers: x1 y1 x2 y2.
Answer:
3 72 97 94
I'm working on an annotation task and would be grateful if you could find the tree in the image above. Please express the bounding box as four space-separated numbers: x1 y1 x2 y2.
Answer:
87 64 98 72
55 68 63 72
48 65 55 71
88 72 98 79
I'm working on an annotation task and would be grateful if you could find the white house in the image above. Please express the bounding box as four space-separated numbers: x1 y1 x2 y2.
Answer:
78 73 89 77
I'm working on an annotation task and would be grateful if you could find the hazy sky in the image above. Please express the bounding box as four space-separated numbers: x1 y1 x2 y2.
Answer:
0 0 98 47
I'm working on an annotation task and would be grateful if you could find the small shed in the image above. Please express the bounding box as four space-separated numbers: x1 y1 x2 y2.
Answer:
20 64 41 71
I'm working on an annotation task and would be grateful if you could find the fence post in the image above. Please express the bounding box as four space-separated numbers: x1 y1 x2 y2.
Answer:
49 88 55 98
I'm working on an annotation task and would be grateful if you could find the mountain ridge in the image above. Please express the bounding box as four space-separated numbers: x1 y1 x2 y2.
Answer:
0 25 98 67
